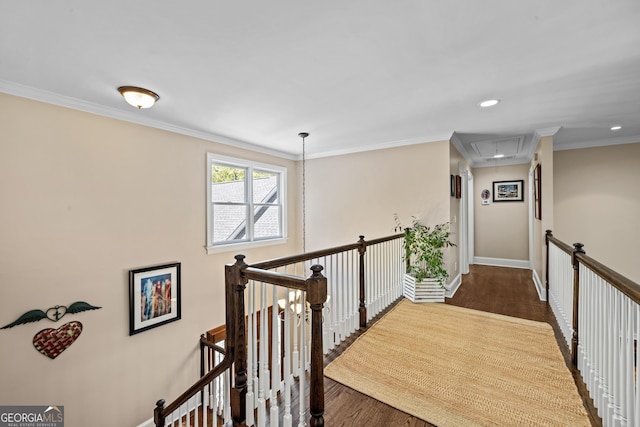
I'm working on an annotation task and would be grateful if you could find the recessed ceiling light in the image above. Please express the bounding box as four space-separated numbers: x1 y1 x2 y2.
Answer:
479 99 500 108
610 125 622 131
493 154 505 159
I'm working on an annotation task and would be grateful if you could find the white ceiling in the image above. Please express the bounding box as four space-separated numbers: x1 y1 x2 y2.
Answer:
2 1 640 166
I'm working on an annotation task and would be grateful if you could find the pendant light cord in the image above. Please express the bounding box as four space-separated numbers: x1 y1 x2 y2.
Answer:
299 132 309 254
302 135 306 253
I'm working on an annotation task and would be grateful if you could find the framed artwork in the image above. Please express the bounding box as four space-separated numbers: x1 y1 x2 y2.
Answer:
455 175 462 199
450 175 456 197
129 262 181 335
492 180 524 202
534 164 542 219
481 189 491 205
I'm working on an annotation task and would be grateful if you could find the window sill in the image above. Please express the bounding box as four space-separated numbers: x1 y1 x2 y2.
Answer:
205 237 288 255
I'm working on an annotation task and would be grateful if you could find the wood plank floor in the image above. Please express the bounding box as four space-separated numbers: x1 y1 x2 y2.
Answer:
322 264 602 427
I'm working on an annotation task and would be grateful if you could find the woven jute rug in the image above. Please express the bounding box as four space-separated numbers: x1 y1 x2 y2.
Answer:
325 300 590 426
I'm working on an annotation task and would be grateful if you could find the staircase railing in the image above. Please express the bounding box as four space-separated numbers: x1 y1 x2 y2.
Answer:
545 230 640 426
152 233 404 427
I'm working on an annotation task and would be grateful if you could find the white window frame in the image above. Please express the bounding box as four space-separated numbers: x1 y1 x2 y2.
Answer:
206 153 287 254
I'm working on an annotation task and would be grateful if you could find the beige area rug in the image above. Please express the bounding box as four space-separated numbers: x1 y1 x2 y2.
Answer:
324 300 590 427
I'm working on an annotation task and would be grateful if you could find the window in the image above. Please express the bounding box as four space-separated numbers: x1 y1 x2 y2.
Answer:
206 154 286 253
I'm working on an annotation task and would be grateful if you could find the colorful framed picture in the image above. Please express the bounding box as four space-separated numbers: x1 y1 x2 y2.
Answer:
492 180 524 202
129 262 181 335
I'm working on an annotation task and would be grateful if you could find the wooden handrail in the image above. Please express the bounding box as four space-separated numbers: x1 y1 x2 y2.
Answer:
155 350 234 424
249 233 404 270
546 231 640 305
546 230 640 368
545 231 574 255
575 251 640 305
242 267 308 290
200 335 226 355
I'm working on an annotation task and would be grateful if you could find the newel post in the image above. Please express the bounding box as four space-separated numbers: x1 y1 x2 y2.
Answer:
307 264 328 427
545 230 552 300
227 254 249 425
571 243 585 368
357 235 367 328
153 399 165 427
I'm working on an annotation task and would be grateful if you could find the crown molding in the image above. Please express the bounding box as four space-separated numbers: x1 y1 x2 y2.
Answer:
0 79 297 161
534 126 562 138
554 134 640 152
302 132 455 160
450 132 475 166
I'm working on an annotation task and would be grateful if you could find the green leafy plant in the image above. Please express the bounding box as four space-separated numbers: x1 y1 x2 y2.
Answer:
394 214 456 287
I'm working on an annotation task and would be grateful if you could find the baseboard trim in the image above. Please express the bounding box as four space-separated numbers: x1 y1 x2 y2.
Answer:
445 274 462 298
135 418 154 427
532 269 546 301
473 257 531 270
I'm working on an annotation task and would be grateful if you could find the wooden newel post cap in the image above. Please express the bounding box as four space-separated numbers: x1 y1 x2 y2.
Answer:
310 264 324 277
234 254 246 263
307 265 327 305
154 399 166 425
573 243 585 253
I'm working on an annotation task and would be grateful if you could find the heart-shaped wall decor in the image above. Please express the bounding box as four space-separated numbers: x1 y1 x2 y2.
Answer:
33 321 83 359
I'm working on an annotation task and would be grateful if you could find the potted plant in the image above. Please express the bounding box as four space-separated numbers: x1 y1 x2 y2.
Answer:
394 214 455 302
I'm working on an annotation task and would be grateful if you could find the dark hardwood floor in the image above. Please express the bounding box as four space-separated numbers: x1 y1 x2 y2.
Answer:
322 264 602 427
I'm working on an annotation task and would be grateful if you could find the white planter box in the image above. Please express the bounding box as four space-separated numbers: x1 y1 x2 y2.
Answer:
403 274 445 303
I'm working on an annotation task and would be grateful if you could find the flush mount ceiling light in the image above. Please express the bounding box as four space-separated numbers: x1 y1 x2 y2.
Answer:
493 154 505 159
610 125 622 131
117 86 159 109
479 99 500 108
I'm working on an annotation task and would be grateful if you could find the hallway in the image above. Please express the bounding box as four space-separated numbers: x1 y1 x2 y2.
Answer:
322 264 601 426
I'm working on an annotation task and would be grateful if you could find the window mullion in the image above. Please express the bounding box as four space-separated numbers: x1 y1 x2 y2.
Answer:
246 166 254 242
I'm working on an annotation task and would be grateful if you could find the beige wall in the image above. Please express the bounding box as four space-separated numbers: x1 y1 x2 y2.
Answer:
554 142 640 283
0 93 300 426
472 163 530 261
448 143 469 279
304 141 451 251
532 136 554 284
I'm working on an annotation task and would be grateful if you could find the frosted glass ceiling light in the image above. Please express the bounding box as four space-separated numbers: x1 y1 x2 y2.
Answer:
117 86 159 109
479 99 500 108
610 125 622 131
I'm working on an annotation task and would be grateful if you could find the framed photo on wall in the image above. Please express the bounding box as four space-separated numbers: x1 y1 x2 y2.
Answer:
492 180 524 202
455 175 462 199
534 164 542 219
450 175 456 197
129 262 181 335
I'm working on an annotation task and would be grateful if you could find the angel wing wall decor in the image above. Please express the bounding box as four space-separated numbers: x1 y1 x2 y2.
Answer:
1 301 101 329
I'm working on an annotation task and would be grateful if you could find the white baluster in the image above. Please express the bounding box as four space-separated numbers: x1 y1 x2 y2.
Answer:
251 281 259 410
246 280 255 427
635 304 640 425
283 287 293 427
202 384 208 427
223 369 231 425
298 289 307 427
257 282 267 427
270 285 280 427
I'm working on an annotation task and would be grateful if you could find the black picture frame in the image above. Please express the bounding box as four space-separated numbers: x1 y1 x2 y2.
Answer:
129 262 181 335
450 175 456 197
455 175 462 199
492 180 524 202
534 164 542 219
